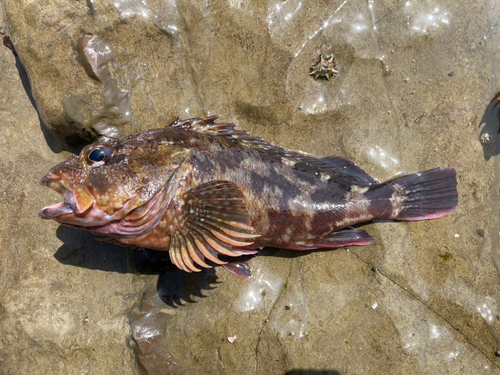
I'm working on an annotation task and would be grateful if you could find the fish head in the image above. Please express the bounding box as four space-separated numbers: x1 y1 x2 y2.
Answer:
39 136 190 229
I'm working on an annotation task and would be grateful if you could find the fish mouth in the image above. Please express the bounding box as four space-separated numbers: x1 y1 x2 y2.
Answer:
38 175 92 219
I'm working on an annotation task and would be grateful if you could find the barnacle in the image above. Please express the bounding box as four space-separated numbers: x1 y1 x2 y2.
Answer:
309 53 338 80
480 133 491 145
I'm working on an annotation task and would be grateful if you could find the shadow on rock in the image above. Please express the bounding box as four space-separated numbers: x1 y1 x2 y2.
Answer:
54 225 129 273
3 36 70 153
54 225 220 307
480 100 500 160
156 269 219 307
134 248 220 307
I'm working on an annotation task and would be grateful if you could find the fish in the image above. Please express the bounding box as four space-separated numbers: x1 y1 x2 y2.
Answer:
39 116 458 277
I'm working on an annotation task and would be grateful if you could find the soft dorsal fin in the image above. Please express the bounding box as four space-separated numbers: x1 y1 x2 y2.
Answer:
320 156 377 185
167 116 376 186
168 180 259 273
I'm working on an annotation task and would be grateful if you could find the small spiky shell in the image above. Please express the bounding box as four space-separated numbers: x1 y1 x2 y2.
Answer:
310 53 338 80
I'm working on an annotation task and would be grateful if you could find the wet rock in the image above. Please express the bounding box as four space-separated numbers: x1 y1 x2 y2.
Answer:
2 0 500 374
0 11 150 372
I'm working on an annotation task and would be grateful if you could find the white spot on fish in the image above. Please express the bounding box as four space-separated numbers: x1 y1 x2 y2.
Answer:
343 185 369 200
335 213 372 229
352 186 369 194
273 185 284 199
313 202 333 211
289 195 312 216
389 183 404 218
240 158 255 168
305 218 312 231
334 192 372 228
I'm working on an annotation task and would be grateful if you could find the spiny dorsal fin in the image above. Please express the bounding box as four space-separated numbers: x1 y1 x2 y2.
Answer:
167 116 377 186
168 180 259 273
168 116 272 149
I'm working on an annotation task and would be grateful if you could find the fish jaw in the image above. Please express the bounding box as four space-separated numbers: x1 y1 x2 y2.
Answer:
39 200 74 218
39 174 93 220
39 176 74 218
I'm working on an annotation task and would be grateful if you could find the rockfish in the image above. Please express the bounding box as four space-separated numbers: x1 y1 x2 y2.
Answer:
39 117 458 277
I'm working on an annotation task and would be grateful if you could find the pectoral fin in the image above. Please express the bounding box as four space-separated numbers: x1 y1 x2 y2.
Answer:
169 181 259 272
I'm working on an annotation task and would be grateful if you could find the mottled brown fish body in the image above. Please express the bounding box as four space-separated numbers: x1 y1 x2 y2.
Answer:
114 129 367 251
40 117 458 277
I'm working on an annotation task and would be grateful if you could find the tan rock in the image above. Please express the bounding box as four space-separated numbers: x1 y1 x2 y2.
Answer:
2 0 500 373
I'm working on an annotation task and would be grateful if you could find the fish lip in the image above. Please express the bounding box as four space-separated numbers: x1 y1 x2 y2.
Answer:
38 201 74 219
39 174 92 218
40 174 57 185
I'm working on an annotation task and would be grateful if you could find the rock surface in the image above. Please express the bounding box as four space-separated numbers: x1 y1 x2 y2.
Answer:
2 0 500 373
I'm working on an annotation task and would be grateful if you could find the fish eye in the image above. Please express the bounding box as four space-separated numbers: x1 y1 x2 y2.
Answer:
85 145 112 167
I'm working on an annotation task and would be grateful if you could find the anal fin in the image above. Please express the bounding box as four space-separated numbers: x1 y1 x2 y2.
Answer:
222 261 252 278
291 228 373 250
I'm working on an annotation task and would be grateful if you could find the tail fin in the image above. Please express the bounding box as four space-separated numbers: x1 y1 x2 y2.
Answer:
389 168 458 221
